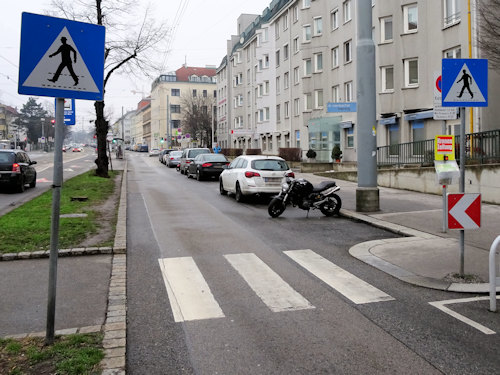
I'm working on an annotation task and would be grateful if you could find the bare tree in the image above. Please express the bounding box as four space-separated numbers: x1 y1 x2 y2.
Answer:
477 0 500 71
180 93 216 148
49 0 169 177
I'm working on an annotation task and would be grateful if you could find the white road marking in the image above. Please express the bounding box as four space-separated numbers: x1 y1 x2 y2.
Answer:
224 253 315 312
158 257 225 322
284 249 395 304
429 296 499 335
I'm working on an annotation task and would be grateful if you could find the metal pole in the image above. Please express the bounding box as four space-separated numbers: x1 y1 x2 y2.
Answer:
459 107 466 276
356 0 379 212
489 236 500 312
442 185 447 233
45 98 64 345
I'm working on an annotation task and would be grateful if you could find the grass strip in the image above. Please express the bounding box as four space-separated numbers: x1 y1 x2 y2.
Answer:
0 170 119 254
0 333 104 375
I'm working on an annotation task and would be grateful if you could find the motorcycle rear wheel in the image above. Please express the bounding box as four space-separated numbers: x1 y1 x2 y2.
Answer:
268 198 286 218
320 194 341 216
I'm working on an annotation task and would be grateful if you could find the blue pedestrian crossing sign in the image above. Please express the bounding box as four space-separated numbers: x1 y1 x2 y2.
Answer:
442 59 488 107
18 13 105 101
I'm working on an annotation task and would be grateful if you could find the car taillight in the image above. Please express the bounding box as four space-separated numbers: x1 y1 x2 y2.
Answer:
201 163 213 167
245 171 260 178
186 160 192 164
286 171 295 178
12 163 21 173
170 157 175 160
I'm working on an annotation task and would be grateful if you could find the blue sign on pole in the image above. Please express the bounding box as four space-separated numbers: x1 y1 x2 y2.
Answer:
327 102 357 113
55 98 76 125
442 59 488 107
18 13 105 101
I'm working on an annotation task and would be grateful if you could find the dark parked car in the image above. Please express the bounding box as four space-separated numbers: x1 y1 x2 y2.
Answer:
0 149 37 192
186 153 229 180
178 148 211 175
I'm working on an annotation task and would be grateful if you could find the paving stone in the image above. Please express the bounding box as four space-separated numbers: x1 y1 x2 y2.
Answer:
78 325 102 334
106 315 126 324
55 328 78 335
100 356 126 369
105 322 126 331
105 347 126 358
103 338 126 349
101 368 125 375
104 329 126 340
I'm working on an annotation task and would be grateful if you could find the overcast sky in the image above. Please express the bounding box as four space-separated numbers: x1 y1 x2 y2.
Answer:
1 0 272 128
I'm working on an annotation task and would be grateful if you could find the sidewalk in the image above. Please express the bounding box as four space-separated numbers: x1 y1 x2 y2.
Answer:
298 172 500 293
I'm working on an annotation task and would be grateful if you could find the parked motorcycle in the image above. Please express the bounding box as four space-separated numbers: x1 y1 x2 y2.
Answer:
268 176 341 218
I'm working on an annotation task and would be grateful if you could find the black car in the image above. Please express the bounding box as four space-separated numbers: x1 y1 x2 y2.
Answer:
0 150 37 192
186 153 229 181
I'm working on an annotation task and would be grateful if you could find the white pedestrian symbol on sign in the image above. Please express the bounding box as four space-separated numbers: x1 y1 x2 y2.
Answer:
22 27 100 93
443 63 485 104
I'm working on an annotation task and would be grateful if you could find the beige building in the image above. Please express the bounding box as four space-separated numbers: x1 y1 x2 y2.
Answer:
149 66 217 149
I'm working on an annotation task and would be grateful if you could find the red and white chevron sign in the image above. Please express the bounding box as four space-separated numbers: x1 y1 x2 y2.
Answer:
448 193 481 230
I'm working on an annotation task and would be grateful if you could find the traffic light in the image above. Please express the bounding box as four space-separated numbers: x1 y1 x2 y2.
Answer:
160 137 164 143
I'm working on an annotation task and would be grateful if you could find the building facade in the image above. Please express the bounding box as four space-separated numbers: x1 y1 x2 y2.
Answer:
217 0 498 162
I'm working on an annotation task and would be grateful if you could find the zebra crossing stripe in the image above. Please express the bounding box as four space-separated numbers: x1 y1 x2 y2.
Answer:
224 253 315 312
158 257 225 322
284 250 395 304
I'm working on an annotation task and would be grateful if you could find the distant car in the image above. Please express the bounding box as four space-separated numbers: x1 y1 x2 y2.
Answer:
219 155 294 202
186 153 229 180
139 145 149 153
0 149 37 192
149 148 160 157
178 148 211 174
159 149 175 164
62 146 68 152
166 150 183 168
72 147 82 152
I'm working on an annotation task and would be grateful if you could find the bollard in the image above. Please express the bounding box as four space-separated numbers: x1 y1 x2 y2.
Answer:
489 235 500 312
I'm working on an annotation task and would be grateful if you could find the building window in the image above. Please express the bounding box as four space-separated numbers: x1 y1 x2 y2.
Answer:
345 81 353 102
444 46 461 59
332 85 340 102
347 127 354 148
283 13 288 31
304 93 312 111
381 66 394 92
275 22 280 39
380 16 393 43
283 44 289 60
203 90 207 97
313 17 323 36
284 71 290 89
315 89 323 109
303 0 311 9
171 89 180 96
303 25 312 42
293 37 300 54
344 40 352 63
444 0 460 26
264 81 269 95
404 58 419 87
264 54 269 68
294 66 300 85
294 98 300 116
170 105 181 113
276 76 281 94
314 53 323 72
276 49 280 67
296 130 300 148
403 3 418 33
331 9 339 30
388 124 400 155
285 101 290 118
192 89 197 97
276 104 281 122
343 0 352 23
293 5 299 22
332 46 339 68
304 58 312 76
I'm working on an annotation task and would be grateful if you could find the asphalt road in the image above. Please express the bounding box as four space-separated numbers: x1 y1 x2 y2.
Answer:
125 152 500 375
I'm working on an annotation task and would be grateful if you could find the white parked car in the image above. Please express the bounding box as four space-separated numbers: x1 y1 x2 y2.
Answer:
219 155 294 202
149 148 160 157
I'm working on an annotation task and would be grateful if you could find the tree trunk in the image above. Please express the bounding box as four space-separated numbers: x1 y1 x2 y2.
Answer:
94 100 109 177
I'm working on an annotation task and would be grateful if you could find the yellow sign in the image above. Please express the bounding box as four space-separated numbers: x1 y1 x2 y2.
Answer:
434 135 455 161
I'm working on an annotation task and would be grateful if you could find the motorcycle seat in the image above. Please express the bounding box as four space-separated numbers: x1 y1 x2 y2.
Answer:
312 181 337 193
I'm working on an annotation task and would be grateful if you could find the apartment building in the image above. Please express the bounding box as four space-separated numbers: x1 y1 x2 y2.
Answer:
150 66 217 149
218 0 498 162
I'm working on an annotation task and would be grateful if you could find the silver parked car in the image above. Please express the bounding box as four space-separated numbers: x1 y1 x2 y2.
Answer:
165 150 183 168
178 148 211 174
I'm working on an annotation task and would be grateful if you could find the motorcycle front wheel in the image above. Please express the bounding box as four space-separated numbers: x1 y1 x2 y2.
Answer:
320 194 342 216
268 198 286 218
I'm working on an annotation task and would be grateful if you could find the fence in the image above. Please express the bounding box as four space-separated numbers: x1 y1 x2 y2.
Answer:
377 129 500 167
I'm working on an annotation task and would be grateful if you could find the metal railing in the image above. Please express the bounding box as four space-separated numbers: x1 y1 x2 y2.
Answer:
377 129 500 167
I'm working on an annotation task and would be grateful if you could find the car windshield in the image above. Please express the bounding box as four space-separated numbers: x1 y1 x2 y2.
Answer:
252 159 289 171
189 149 210 157
0 152 14 163
171 151 182 157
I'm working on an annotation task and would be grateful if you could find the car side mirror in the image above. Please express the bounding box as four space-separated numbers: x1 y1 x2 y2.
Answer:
30 161 37 165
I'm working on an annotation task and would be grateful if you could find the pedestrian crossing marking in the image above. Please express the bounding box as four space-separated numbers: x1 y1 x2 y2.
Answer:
284 250 395 304
158 257 225 322
224 253 315 312
443 63 485 104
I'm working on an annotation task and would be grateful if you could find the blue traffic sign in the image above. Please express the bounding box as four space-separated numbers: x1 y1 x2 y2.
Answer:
442 59 488 107
18 13 105 101
55 98 76 125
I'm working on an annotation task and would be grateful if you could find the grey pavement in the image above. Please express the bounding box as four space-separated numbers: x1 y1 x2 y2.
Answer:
297 172 500 293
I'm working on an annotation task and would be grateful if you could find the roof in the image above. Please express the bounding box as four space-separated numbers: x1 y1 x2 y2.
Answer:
175 66 216 82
